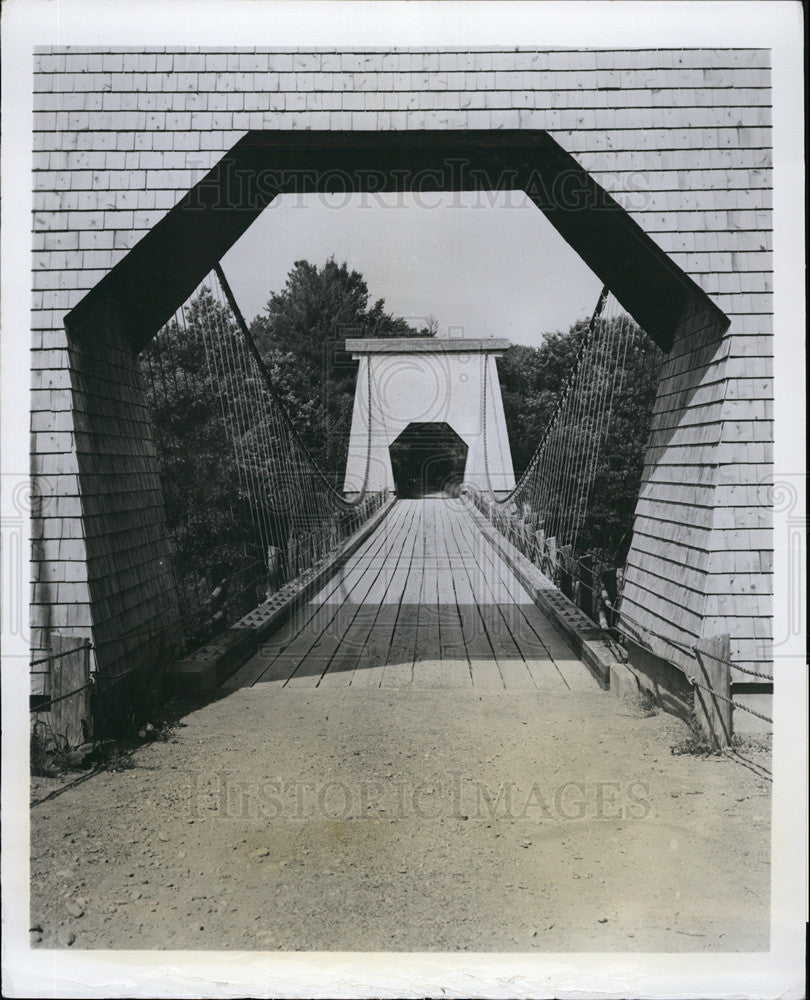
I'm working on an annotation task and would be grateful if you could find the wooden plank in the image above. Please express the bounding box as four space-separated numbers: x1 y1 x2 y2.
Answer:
349 503 425 688
315 502 407 608
441 507 504 690
456 503 597 691
225 554 382 689
436 503 471 673
419 500 441 630
46 636 92 746
410 500 447 686
456 514 572 685
412 653 471 688
348 606 400 689
340 506 419 688
381 607 419 687
243 504 405 687
307 545 410 688
693 633 733 746
288 502 415 688
380 501 425 688
306 501 404 605
446 504 537 689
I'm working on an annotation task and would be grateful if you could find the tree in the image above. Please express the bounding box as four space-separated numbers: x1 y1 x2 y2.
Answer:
496 315 663 566
497 322 588 475
423 314 439 337
140 290 266 643
581 324 663 563
250 257 429 484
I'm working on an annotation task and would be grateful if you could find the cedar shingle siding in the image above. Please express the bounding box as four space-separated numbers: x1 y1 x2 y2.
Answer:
30 47 773 692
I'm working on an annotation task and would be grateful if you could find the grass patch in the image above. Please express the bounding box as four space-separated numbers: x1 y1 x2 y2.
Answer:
637 689 658 717
30 698 188 778
670 712 722 757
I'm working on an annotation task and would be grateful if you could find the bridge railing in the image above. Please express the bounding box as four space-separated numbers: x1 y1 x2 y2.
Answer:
466 487 617 627
466 489 772 748
139 264 384 653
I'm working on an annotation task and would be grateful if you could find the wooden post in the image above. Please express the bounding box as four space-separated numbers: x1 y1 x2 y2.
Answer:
266 546 281 598
559 543 575 600
578 552 595 620
48 635 93 747
534 528 546 568
521 519 532 555
692 634 733 747
516 518 527 554
601 566 619 630
546 536 557 578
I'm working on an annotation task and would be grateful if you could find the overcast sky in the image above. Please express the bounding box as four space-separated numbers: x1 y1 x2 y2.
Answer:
221 191 603 347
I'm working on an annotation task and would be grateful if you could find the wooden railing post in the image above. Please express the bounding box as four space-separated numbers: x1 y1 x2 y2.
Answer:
546 536 557 578
48 635 93 747
692 634 733 747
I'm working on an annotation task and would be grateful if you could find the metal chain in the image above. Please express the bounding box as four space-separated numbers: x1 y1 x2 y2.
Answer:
698 655 775 682
29 642 91 669
30 680 95 713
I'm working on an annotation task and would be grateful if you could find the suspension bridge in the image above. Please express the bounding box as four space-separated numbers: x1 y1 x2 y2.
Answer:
33 256 767 750
20 43 779 963
29 259 772 957
160 267 633 696
27 117 775 752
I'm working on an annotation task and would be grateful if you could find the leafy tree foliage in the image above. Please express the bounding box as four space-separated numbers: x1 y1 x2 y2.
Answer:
250 257 431 485
497 321 588 475
497 316 664 565
141 289 265 643
581 323 664 563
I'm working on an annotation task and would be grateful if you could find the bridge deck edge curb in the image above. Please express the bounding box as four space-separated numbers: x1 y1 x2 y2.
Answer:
168 497 397 698
461 499 642 698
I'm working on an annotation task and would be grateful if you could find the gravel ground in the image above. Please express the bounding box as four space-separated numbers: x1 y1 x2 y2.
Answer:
30 684 771 952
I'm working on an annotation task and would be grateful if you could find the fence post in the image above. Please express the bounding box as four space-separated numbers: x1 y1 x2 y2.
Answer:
601 567 619 630
533 528 545 568
48 635 93 747
692 634 733 747
578 552 595 620
559 543 575 600
546 536 557 578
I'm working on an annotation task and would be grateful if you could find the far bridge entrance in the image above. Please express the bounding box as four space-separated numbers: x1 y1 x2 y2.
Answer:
388 423 468 499
343 337 515 499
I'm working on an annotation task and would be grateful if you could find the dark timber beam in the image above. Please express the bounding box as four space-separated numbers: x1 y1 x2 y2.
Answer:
65 130 729 352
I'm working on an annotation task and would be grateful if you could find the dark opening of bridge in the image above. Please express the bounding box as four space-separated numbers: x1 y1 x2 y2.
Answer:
389 422 468 498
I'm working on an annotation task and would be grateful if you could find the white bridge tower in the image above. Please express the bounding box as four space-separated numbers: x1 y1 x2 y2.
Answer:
343 338 516 498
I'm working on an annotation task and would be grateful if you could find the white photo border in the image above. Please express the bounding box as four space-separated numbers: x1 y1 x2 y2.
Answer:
1 2 806 997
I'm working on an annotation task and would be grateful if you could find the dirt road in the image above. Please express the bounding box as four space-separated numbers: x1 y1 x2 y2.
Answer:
31 684 771 952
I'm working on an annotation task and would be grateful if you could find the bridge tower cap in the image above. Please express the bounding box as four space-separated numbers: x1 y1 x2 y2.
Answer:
345 337 511 354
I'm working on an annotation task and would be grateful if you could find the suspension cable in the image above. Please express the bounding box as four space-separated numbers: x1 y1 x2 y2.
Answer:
213 263 372 509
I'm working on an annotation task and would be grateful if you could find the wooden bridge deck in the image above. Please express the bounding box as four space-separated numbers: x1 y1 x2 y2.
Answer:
227 499 597 691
